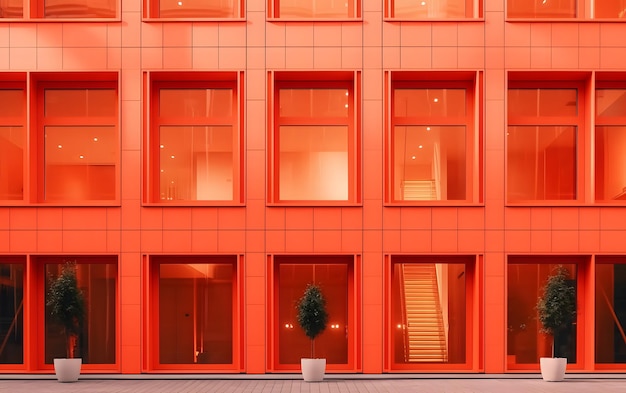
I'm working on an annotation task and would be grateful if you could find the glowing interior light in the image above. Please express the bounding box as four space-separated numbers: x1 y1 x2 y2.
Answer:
345 91 349 96
421 1 426 5
160 169 164 173
79 155 84 159
418 145 423 149
57 144 62 148
170 155 175 159
433 98 439 102
344 104 349 108
93 137 98 142
160 144 165 148
397 324 402 329
177 1 182 5
426 127 431 131
411 155 416 160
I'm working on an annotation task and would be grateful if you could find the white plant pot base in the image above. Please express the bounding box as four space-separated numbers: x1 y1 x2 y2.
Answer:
539 357 567 382
301 358 326 382
53 358 82 382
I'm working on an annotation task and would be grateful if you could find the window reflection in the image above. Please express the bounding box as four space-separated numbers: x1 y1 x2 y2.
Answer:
596 259 626 364
0 260 24 364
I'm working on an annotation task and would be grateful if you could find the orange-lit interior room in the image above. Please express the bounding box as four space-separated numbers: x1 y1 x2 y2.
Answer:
3 0 626 378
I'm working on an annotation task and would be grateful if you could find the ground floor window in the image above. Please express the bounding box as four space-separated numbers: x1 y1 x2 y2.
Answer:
148 255 241 371
0 257 25 365
595 256 626 366
387 255 476 371
271 255 359 372
507 256 583 370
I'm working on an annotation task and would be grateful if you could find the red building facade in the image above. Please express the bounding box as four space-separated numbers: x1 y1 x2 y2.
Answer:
2 0 626 375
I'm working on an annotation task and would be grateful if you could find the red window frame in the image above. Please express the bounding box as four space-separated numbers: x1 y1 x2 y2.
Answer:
1 0 119 19
144 0 244 19
385 71 482 205
31 73 120 205
385 0 481 19
0 255 26 371
144 71 244 206
0 76 27 204
267 71 361 205
506 73 590 205
383 254 481 372
268 0 361 19
144 255 244 372
266 254 362 373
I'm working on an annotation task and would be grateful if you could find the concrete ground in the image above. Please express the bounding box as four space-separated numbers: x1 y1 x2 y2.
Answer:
0 375 625 393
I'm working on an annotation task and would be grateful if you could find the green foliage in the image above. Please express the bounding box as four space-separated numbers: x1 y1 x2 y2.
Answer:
296 284 328 358
46 261 85 358
536 265 576 357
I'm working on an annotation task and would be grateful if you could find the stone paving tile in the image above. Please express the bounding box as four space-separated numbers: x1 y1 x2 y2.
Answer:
1 378 626 393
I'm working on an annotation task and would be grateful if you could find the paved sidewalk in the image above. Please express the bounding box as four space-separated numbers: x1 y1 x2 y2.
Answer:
1 377 626 393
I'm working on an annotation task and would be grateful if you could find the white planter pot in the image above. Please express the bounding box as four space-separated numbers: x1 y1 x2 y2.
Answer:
301 358 326 382
53 358 82 382
539 357 567 382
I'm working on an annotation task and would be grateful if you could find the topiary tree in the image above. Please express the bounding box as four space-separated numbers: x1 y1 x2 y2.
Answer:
536 265 576 358
297 283 329 359
46 261 85 359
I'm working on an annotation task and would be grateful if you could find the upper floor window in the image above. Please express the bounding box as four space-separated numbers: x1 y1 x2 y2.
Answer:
268 71 361 205
145 0 243 19
145 72 244 205
268 0 360 19
1 0 116 18
507 0 626 19
385 71 482 204
0 79 26 201
386 0 481 19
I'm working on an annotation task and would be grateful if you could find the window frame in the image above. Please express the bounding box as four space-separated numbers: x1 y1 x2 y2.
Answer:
505 0 626 20
506 72 591 205
0 0 119 20
0 256 26 370
267 0 361 20
143 0 244 20
31 72 120 205
266 254 362 373
267 71 361 206
144 254 244 372
0 76 27 205
385 71 483 206
144 71 244 206
384 0 482 20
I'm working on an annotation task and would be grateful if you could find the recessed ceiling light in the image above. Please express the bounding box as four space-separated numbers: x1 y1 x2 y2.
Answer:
170 155 175 159
79 155 84 159
426 127 431 131
411 156 416 160
93 137 98 142
57 144 62 149
433 98 439 103
418 145 423 149
160 144 165 149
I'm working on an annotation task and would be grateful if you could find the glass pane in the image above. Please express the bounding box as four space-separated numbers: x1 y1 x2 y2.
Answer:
395 88 466 118
595 0 626 18
44 0 115 17
0 90 24 118
507 126 576 201
160 89 233 119
45 262 117 364
507 0 576 18
279 125 348 201
596 89 626 118
159 263 233 364
159 0 238 17
507 263 577 366
278 0 354 18
595 126 626 202
0 127 24 200
159 126 234 201
279 89 349 118
0 262 24 364
596 262 626 363
278 263 348 364
393 0 468 18
393 126 466 201
0 0 23 17
508 89 578 118
392 262 466 364
44 126 117 201
45 89 116 118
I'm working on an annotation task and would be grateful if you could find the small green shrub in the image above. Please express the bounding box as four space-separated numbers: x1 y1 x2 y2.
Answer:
296 284 328 358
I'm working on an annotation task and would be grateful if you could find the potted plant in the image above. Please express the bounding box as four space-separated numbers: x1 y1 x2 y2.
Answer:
296 283 329 382
46 261 85 382
536 265 576 382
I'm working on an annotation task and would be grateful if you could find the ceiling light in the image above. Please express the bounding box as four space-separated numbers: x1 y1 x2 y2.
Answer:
177 1 182 5
57 144 62 148
160 144 165 149
421 1 426 5
418 145 423 149
93 137 98 142
426 127 431 131
433 98 439 102
411 156 416 160
170 155 175 159
79 155 84 159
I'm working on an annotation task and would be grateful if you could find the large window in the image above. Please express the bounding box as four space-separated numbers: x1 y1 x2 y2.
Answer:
595 257 626 366
386 0 481 19
507 0 626 19
0 0 116 18
146 72 243 205
0 81 26 201
387 71 481 204
268 0 360 19
507 257 582 370
148 255 242 371
507 79 585 203
269 72 361 204
0 257 25 366
41 256 117 367
271 255 359 371
145 0 243 18
387 255 476 371
595 85 626 202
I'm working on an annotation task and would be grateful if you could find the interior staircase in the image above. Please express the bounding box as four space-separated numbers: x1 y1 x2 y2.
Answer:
402 180 437 201
401 263 448 362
